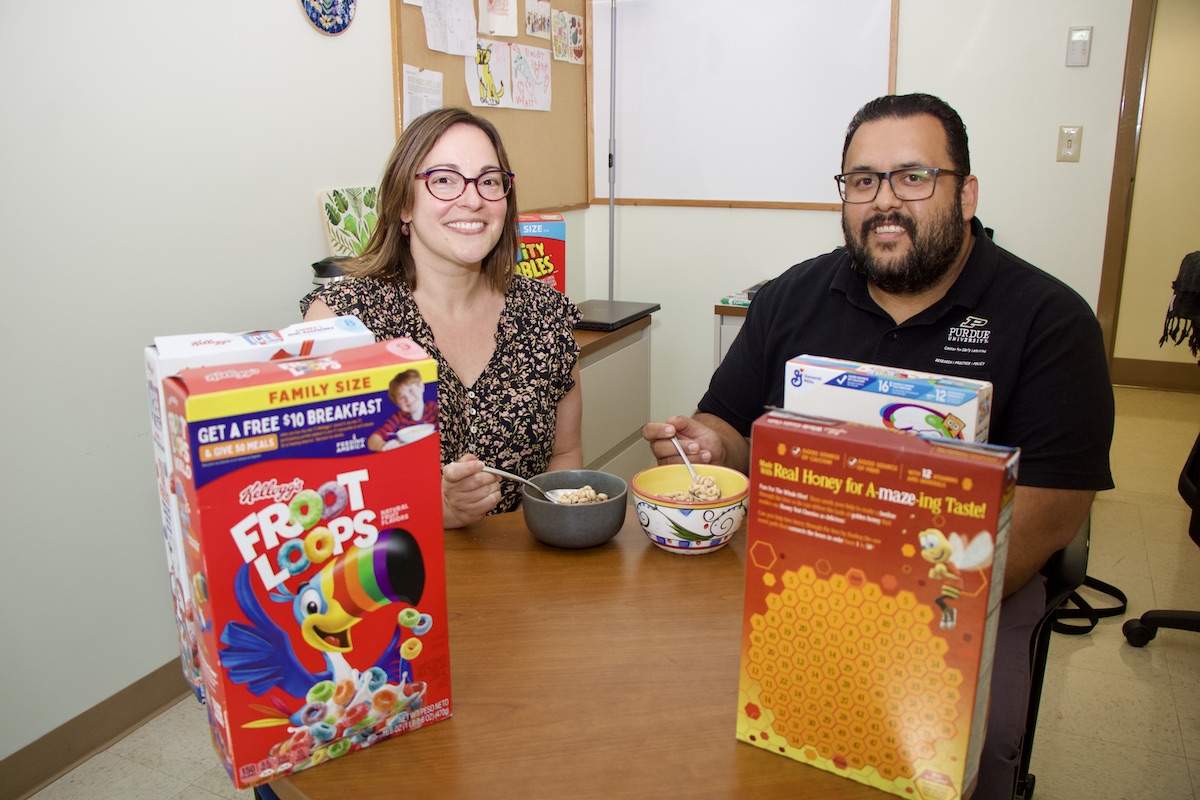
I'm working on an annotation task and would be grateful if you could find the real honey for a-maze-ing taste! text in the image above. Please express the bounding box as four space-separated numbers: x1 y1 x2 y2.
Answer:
736 410 1018 800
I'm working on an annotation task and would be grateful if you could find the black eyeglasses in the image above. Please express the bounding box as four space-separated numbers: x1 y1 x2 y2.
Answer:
834 167 964 203
416 168 515 201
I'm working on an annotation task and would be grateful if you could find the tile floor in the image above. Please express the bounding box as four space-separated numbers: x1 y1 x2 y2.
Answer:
24 386 1200 800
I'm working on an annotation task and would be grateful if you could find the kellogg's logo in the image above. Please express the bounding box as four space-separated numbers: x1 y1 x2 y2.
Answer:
239 478 305 506
206 368 261 382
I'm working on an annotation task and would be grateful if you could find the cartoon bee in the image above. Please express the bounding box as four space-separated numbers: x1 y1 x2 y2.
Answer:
918 527 994 629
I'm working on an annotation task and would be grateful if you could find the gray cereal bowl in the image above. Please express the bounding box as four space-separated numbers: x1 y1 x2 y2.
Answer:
521 469 629 549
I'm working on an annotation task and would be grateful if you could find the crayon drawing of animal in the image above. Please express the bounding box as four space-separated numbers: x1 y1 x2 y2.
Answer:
477 42 505 106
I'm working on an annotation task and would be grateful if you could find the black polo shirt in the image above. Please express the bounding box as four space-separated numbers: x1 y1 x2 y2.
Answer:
699 219 1114 491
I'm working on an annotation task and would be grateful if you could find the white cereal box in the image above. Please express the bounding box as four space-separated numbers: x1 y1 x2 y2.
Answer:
783 355 993 443
145 317 375 699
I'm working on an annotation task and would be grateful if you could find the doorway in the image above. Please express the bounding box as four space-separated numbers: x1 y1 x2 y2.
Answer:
1099 0 1200 392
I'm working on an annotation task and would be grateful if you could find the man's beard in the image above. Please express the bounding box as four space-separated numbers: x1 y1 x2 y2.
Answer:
842 199 966 294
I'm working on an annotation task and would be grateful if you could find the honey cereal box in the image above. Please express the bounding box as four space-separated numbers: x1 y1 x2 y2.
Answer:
145 318 375 701
163 338 450 790
736 409 1017 800
517 212 566 292
784 355 993 442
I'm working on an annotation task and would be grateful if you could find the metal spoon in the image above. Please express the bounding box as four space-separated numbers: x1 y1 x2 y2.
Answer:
670 436 701 483
482 466 573 503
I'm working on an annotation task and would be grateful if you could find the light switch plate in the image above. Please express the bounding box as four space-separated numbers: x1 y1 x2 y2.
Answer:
1057 126 1083 162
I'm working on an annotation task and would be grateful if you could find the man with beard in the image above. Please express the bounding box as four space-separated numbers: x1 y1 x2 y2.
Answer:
642 93 1113 799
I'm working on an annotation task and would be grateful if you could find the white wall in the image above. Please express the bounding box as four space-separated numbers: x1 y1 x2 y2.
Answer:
586 0 1134 425
0 2 399 760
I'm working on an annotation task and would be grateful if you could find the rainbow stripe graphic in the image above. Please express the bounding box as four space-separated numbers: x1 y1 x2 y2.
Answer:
320 528 425 617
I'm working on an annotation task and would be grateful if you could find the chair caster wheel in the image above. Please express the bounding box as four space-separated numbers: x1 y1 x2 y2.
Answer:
1122 619 1157 647
1015 772 1036 799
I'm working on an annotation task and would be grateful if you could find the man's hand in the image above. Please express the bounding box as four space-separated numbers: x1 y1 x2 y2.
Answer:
642 413 751 474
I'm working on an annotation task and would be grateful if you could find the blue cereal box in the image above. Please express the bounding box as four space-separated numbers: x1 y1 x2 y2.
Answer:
783 355 993 442
163 338 450 790
518 213 565 292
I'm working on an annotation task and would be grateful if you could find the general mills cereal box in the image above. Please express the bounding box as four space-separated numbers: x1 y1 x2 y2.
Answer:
783 355 993 442
163 338 450 790
517 213 565 292
736 409 1017 799
145 318 375 701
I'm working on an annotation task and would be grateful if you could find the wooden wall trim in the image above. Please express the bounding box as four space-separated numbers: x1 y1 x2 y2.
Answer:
2 661 190 800
1111 357 1200 393
1096 0 1158 360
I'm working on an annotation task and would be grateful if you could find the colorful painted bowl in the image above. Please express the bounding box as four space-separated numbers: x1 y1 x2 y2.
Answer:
630 464 749 555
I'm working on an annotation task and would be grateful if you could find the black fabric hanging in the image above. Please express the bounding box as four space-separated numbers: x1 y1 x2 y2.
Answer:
1160 250 1200 361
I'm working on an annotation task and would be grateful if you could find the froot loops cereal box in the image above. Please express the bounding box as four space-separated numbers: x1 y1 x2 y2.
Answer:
145 317 375 701
737 409 1017 800
163 337 450 790
784 355 993 443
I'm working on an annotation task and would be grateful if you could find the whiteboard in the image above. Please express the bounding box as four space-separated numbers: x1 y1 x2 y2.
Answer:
591 0 894 205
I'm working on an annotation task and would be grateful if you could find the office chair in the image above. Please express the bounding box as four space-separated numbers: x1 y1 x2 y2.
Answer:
1012 516 1091 800
1122 430 1200 646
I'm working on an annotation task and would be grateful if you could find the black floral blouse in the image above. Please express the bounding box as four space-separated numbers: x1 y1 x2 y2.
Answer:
301 275 581 514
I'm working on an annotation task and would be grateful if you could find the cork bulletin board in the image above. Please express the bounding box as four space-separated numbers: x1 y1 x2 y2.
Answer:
389 0 589 213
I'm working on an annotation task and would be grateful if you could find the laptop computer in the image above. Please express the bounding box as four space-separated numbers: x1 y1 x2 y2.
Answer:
574 299 661 332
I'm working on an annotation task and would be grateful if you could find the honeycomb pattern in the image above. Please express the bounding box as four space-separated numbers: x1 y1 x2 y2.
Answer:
740 559 970 794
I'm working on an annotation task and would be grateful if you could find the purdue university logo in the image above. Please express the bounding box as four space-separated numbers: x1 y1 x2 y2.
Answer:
948 316 991 344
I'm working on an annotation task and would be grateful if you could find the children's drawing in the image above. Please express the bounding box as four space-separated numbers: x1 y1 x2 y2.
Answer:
551 10 569 61
525 0 550 39
510 44 552 111
475 39 507 106
567 13 584 64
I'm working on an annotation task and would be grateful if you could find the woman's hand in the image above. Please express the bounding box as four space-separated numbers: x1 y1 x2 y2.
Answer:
441 453 502 528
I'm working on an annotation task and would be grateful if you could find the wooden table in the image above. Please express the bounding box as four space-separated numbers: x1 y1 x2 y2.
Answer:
273 508 881 799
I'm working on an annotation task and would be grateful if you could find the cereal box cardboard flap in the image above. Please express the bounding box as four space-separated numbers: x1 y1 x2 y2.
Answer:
170 337 433 397
152 316 373 360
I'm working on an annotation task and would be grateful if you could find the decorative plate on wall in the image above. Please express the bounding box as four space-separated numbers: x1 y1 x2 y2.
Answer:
301 0 356 36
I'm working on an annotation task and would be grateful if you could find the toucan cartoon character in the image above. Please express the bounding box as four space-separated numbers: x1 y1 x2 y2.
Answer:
219 528 425 726
918 527 994 630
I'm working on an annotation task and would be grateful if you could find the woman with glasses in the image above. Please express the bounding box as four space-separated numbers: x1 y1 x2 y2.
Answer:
302 107 582 528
